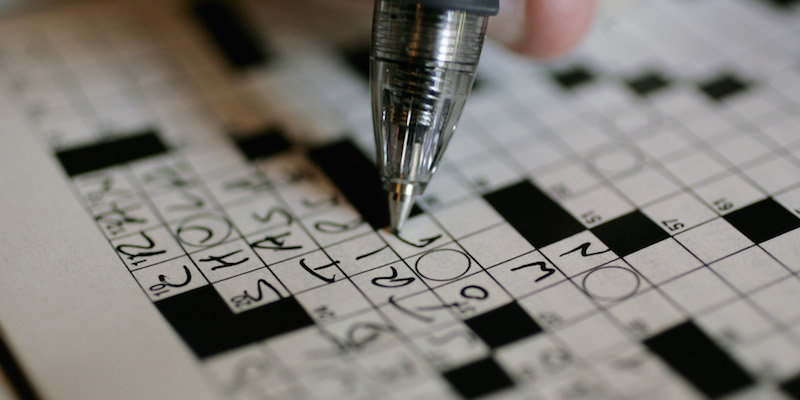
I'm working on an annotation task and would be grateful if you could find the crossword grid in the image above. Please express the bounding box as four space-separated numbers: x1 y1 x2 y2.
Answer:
2 0 800 399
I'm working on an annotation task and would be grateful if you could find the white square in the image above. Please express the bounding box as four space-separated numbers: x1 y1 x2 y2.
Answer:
459 156 522 194
533 164 600 200
608 289 685 339
624 239 704 284
458 223 535 269
213 268 290 313
300 205 374 248
433 272 513 320
642 192 717 235
405 243 478 287
349 262 428 307
379 291 457 335
432 197 504 239
745 157 800 195
556 314 628 358
663 151 727 187
660 268 738 314
675 218 752 263
495 335 579 384
132 256 209 301
711 133 773 166
507 139 566 174
695 300 773 345
518 281 598 328
190 239 264 283
294 280 373 325
710 247 790 293
560 185 635 229
540 231 617 277
224 194 291 236
613 167 681 207
325 233 400 276
112 227 185 271
412 324 490 371
269 250 343 293
636 129 691 160
762 118 800 148
378 214 451 259
693 174 765 215
417 169 472 209
489 252 566 299
761 227 800 273
246 222 318 267
749 278 800 324
731 334 800 380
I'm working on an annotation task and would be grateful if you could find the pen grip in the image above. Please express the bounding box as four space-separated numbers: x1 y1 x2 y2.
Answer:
392 0 499 15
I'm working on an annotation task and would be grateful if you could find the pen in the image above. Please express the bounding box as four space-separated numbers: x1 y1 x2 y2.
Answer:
370 0 499 233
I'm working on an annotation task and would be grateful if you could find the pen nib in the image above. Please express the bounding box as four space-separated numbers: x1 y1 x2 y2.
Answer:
388 183 416 234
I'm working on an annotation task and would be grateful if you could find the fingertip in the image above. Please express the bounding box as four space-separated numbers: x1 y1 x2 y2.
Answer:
511 0 596 59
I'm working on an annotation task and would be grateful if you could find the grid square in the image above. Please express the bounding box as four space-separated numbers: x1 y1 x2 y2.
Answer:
458 223 535 269
693 173 765 216
696 300 774 345
660 268 738 314
709 247 790 293
711 133 773 166
613 167 681 207
466 302 543 349
624 239 703 284
608 289 685 339
675 218 752 263
431 197 504 239
591 210 670 257
724 198 800 244
663 152 727 187
489 251 566 298
560 185 635 229
761 227 800 273
642 192 718 234
518 281 598 328
556 313 628 358
749 278 800 324
626 71 672 97
745 157 800 194
698 73 750 102
443 357 514 399
540 230 617 277
551 65 595 90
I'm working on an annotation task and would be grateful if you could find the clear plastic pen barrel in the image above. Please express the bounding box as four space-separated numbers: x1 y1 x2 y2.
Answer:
371 0 489 231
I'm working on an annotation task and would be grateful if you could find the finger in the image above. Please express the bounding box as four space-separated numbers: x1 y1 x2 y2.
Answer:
489 0 596 59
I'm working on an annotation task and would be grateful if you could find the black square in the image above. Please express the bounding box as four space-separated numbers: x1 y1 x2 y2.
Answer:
626 72 671 97
191 0 269 70
235 127 291 160
551 65 595 90
443 358 514 399
758 0 800 9
591 210 670 257
484 181 585 249
466 302 542 348
156 286 313 358
645 321 754 398
781 373 800 399
698 74 750 101
724 198 800 244
343 46 370 81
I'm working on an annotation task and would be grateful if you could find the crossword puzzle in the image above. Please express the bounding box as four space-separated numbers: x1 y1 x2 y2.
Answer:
2 0 800 399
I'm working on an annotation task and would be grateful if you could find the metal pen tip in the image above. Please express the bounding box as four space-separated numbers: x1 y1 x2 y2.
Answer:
387 182 417 234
